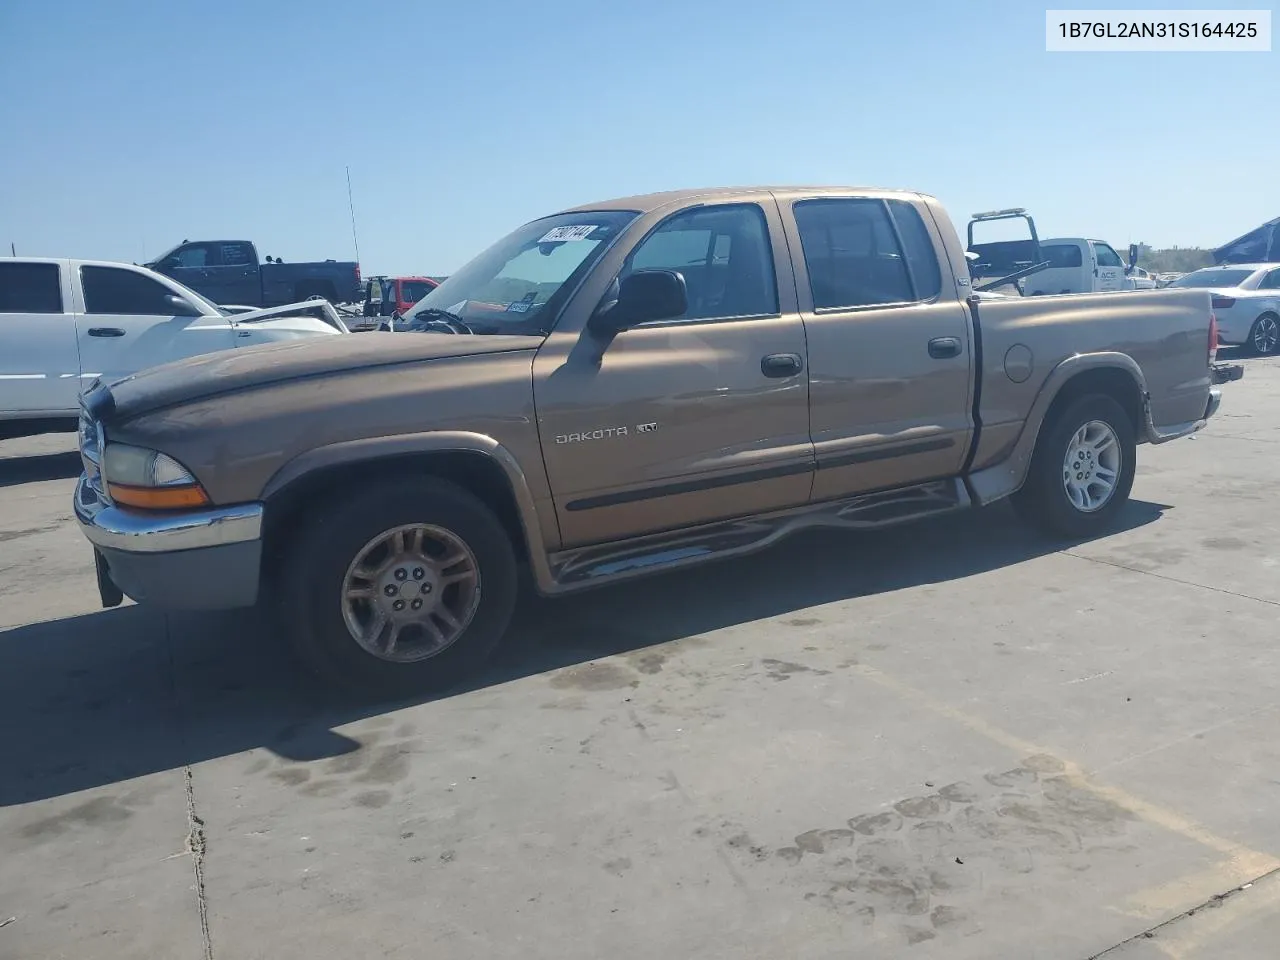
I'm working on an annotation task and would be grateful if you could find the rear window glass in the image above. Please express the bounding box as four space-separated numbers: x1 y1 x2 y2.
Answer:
0 262 63 313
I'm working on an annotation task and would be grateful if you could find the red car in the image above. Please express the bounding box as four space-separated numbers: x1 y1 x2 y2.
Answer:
360 276 439 328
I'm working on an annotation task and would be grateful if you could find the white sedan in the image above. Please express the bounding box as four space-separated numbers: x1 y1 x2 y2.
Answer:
1 258 348 439
1168 263 1280 355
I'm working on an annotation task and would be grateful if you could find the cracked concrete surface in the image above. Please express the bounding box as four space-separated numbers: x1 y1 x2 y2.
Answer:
2 351 1279 959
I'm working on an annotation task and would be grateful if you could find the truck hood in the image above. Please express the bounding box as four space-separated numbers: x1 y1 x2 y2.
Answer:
92 333 540 422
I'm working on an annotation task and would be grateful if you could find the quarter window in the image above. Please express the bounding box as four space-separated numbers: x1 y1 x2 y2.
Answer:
887 200 942 299
793 199 918 308
82 266 183 316
1041 243 1084 268
623 204 778 321
1259 269 1280 290
0 262 63 313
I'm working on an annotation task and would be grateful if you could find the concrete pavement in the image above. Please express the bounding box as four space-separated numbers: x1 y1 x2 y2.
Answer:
2 354 1279 959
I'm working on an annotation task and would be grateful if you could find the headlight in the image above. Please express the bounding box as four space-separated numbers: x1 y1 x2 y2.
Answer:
102 444 210 510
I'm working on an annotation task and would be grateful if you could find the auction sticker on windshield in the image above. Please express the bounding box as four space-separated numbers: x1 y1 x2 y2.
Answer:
539 225 599 243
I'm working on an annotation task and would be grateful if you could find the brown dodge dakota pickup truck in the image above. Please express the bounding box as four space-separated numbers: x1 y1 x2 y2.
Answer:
74 186 1242 694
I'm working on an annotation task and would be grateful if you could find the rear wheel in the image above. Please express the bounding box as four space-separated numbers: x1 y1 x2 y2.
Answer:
1013 394 1136 539
1249 313 1279 355
281 476 517 697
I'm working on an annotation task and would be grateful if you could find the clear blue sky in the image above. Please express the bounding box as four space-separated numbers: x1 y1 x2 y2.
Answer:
1 0 1275 275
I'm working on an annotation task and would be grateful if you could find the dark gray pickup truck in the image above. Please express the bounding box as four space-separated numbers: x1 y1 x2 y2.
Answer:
146 239 362 307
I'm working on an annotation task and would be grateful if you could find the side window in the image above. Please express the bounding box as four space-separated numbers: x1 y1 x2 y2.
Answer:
1260 269 1280 290
1094 242 1124 267
887 200 942 300
623 203 778 322
0 262 63 313
793 199 914 309
170 243 218 268
82 266 182 316
221 242 254 266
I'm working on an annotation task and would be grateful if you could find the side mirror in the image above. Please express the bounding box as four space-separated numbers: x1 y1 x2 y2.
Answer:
166 294 203 318
589 270 687 335
1128 243 1139 268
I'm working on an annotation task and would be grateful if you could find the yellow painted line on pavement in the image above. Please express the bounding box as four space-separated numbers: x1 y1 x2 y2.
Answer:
846 661 1280 926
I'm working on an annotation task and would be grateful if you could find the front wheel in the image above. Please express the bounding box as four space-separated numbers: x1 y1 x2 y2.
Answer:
1249 313 1279 356
1013 394 1137 539
281 476 518 697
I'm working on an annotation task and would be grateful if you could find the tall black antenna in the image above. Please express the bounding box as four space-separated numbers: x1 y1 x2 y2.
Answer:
346 166 361 263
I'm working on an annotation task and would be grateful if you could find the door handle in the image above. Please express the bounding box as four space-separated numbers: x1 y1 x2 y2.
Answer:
87 327 126 338
927 337 962 359
761 353 803 378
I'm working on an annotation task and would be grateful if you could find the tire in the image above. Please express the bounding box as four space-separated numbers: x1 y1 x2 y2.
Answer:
294 282 336 304
1013 394 1137 539
280 476 517 698
1249 313 1279 356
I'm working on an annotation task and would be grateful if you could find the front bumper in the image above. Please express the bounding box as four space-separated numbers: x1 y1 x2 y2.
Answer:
74 475 264 610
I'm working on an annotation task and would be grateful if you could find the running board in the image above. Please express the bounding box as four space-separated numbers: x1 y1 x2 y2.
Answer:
547 478 970 591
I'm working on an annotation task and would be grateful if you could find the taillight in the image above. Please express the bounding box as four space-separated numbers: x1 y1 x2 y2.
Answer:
1209 312 1219 363
1211 295 1235 309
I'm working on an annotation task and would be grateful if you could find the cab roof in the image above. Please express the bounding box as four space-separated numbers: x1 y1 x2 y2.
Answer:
561 185 931 215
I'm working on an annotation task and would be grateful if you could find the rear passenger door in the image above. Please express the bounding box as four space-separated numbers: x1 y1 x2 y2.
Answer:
214 242 260 305
0 261 81 416
74 264 235 385
781 195 974 501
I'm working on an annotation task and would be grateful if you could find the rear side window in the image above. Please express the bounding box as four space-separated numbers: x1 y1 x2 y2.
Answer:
1093 242 1124 267
1259 269 1280 290
0 262 63 313
220 242 254 265
1041 244 1083 268
82 266 181 316
793 199 916 309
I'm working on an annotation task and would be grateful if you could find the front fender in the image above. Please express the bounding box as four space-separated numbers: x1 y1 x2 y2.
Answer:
261 431 559 593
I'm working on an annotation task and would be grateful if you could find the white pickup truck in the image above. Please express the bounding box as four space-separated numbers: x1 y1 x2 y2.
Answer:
0 258 348 439
1025 238 1146 296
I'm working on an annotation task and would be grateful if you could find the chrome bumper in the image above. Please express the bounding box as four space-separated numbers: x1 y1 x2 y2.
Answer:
74 475 265 609
1205 387 1222 420
74 475 263 553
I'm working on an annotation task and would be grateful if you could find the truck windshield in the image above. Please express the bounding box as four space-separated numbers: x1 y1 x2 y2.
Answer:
1170 269 1254 289
408 211 638 334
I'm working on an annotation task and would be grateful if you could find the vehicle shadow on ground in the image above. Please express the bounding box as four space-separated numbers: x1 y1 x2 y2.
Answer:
0 450 81 489
0 499 1169 807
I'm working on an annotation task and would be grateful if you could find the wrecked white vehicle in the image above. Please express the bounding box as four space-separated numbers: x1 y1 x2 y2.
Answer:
0 258 348 439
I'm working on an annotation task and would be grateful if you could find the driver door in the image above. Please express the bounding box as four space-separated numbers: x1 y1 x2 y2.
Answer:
1092 241 1125 291
533 200 813 547
73 263 235 385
